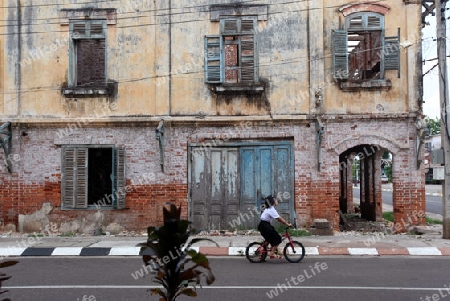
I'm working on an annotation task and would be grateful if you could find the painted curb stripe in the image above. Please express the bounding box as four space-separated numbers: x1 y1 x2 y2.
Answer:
348 248 378 256
0 247 27 256
306 247 319 255
79 247 110 256
1 247 450 257
407 247 442 256
21 248 54 256
51 247 83 256
108 247 141 256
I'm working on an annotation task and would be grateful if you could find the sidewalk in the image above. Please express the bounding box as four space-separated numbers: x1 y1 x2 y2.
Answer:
1 228 450 258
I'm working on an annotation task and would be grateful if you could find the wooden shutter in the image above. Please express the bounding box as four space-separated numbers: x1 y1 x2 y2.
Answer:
114 147 126 209
204 35 223 83
71 22 87 38
75 148 88 208
384 29 400 78
332 30 349 80
241 18 255 33
222 19 238 33
90 20 106 38
240 35 257 83
61 146 88 209
62 147 75 208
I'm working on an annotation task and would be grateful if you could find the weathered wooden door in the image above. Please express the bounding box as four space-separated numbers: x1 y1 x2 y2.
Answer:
190 147 239 230
240 144 294 228
189 142 294 230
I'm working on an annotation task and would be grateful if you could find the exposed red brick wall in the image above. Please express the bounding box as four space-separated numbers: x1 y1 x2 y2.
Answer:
0 118 426 233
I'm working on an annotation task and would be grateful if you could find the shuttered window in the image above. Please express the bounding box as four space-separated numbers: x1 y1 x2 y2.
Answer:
69 20 107 87
332 13 400 81
205 16 258 84
61 146 126 209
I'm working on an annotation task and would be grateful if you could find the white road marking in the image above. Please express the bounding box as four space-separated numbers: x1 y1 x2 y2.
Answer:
4 285 450 291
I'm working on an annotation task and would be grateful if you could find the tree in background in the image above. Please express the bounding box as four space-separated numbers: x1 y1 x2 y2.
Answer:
425 116 441 135
382 151 392 182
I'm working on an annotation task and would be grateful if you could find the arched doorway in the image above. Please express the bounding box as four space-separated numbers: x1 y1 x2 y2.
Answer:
339 144 385 229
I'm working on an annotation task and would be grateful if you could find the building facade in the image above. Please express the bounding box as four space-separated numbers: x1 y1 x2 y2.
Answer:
0 0 426 234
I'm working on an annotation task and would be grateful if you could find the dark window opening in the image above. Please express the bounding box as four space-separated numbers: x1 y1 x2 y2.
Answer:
88 148 112 206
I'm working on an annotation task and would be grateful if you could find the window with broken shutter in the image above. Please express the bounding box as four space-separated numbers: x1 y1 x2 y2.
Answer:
332 12 400 82
69 20 107 87
204 16 258 84
61 146 126 209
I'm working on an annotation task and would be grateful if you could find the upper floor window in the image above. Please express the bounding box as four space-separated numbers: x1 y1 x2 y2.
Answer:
332 12 400 83
69 19 107 87
205 16 258 84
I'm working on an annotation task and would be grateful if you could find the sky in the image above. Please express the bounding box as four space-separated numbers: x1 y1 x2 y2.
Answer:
422 15 446 120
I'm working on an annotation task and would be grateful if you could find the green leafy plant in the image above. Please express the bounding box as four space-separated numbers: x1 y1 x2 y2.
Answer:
0 260 18 301
138 203 217 301
426 216 443 225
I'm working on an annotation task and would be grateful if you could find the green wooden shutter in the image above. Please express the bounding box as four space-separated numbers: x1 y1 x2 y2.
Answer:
89 20 106 38
384 28 400 78
241 18 256 33
75 148 88 208
332 30 349 80
221 18 238 33
204 35 223 83
114 147 126 209
62 147 75 209
61 146 88 209
240 35 257 83
71 21 87 38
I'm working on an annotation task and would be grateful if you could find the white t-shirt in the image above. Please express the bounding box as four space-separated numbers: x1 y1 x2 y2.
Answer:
261 206 280 223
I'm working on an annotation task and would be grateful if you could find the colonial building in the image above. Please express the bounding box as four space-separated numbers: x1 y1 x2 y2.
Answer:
0 0 426 234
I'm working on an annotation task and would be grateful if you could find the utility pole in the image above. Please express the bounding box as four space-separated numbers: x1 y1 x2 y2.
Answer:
436 0 450 238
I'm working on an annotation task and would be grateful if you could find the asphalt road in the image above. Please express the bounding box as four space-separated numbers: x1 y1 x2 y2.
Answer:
2 257 450 301
354 188 443 216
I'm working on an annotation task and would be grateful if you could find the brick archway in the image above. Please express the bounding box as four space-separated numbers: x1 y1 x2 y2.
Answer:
333 135 425 232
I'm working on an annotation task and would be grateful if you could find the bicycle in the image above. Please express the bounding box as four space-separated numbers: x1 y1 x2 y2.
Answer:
245 226 306 263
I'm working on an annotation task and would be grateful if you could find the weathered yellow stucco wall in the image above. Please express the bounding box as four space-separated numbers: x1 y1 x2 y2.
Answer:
1 0 422 119
0 5 4 116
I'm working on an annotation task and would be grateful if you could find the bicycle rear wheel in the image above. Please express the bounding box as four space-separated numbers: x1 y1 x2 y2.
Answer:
283 241 305 263
245 242 267 263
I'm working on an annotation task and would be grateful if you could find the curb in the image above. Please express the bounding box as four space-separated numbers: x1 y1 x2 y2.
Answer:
1 246 450 257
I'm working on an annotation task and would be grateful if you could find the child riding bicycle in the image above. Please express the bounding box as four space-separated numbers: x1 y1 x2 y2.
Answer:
257 195 292 258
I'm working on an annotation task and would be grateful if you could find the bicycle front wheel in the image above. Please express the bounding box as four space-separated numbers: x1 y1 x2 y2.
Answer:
246 242 267 263
283 241 305 263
